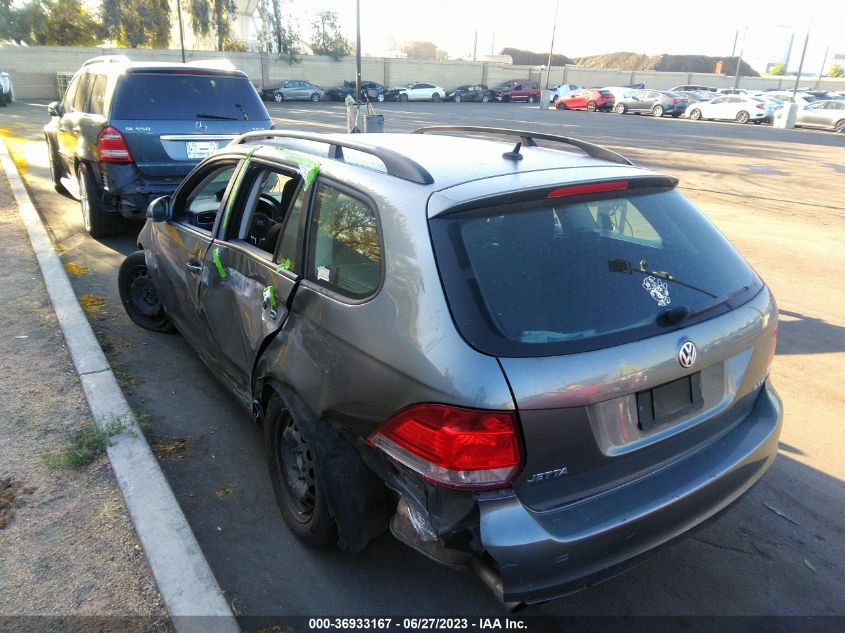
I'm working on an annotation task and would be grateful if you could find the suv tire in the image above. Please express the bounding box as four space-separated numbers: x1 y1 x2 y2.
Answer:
118 251 176 332
265 395 337 546
78 162 122 238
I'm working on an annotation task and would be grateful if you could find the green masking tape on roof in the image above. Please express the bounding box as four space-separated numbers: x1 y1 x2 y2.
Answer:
222 146 259 230
275 148 320 190
212 247 227 279
263 285 278 309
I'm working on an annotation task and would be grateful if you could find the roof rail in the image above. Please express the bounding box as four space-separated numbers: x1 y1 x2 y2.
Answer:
82 55 131 67
229 130 435 185
411 126 634 167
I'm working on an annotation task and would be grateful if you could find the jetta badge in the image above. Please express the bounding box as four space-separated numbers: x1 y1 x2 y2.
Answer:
678 341 697 368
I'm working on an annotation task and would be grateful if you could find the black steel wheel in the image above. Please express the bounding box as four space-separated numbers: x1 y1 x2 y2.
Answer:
265 396 336 546
118 251 175 332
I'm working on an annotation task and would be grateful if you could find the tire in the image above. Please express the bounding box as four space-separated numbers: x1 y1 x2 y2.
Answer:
835 120 845 133
310 93 320 102
481 94 489 103
652 104 664 117
377 93 385 102
46 136 67 194
0 92 6 107
77 162 122 238
432 93 441 102
528 95 536 103
736 110 750 124
586 101 597 112
614 102 626 114
274 92 284 103
557 101 568 110
399 93 408 102
454 95 462 103
690 108 702 121
265 395 336 546
118 251 175 333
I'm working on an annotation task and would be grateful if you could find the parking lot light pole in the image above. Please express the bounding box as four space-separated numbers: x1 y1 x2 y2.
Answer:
355 0 362 99
541 0 559 109
791 26 810 102
732 25 747 90
176 1 186 63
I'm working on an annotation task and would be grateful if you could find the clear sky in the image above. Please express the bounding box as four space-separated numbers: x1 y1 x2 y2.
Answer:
286 0 845 74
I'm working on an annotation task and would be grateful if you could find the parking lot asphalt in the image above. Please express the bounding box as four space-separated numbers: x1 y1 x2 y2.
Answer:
1 101 844 627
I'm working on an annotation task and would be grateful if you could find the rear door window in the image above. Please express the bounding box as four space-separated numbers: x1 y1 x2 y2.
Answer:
111 72 267 120
429 187 762 357
89 74 107 115
306 183 381 299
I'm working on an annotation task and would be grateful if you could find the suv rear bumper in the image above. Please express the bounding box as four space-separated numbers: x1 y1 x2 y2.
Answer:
100 162 186 220
478 380 782 604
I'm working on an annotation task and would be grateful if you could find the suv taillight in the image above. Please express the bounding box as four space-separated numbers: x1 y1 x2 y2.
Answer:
367 404 522 490
97 126 133 162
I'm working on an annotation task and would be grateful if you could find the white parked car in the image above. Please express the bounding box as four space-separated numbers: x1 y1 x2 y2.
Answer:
0 70 13 107
602 86 639 104
388 82 446 102
761 91 818 109
549 83 581 103
686 95 777 124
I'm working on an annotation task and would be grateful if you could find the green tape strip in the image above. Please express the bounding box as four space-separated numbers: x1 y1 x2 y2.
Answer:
275 257 292 273
263 285 278 309
274 147 320 191
212 247 227 279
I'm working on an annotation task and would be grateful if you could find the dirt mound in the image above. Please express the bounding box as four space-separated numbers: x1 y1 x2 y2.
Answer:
572 52 759 76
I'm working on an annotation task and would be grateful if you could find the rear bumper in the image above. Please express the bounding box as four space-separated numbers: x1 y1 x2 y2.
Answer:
478 380 782 604
99 162 186 220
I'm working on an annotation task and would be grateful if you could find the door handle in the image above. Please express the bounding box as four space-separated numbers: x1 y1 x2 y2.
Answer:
186 261 202 273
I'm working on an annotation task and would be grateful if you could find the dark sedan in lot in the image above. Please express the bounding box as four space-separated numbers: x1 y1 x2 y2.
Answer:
261 80 325 102
447 84 493 103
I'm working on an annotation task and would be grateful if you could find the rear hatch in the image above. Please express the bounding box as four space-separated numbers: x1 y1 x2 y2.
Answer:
109 70 271 178
428 174 775 511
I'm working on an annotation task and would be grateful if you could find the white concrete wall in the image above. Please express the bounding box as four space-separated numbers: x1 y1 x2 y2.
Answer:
2 45 845 99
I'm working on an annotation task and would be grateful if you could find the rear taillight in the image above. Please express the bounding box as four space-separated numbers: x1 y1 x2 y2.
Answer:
367 404 522 490
547 180 629 198
671 98 680 103
767 323 778 374
97 126 133 162
756 103 765 109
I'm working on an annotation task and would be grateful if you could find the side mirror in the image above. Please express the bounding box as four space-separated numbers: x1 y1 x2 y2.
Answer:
147 196 172 222
47 101 63 117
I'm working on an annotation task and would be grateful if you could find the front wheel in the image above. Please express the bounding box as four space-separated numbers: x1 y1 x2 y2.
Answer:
481 94 489 103
274 92 284 103
736 110 750 124
690 108 702 121
398 93 408 102
586 101 597 112
835 119 845 133
377 93 385 102
614 103 626 114
310 93 321 102
432 93 441 102
265 396 336 546
78 162 122 238
118 251 175 332
454 95 462 103
528 95 536 103
652 105 664 117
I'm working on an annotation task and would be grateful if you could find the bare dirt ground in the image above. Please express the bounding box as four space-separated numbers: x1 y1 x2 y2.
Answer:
0 169 172 632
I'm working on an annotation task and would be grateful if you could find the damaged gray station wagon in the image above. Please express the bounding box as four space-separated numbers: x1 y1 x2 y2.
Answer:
119 126 782 605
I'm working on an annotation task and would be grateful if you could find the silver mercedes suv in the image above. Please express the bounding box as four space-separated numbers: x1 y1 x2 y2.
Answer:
120 126 782 606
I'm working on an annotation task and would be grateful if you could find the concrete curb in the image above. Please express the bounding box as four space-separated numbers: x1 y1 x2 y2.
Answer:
1 141 240 633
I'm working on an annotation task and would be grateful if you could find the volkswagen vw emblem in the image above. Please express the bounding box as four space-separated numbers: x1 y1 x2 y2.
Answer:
678 341 697 368
195 120 207 131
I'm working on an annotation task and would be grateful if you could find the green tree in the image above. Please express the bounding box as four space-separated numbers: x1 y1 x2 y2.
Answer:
186 0 237 51
4 0 101 46
257 0 301 62
828 63 845 78
309 10 351 60
101 0 170 48
770 63 786 76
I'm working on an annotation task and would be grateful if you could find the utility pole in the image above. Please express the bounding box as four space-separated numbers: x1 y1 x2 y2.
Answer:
544 0 560 90
355 0 362 99
473 30 477 62
815 46 829 89
732 25 747 90
491 33 495 55
176 0 186 63
731 29 738 57
792 26 810 101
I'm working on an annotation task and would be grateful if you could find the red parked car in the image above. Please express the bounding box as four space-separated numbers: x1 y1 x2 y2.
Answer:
555 89 615 112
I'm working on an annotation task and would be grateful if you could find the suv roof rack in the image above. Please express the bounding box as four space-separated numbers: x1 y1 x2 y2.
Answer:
82 55 131 67
230 130 435 185
411 126 634 167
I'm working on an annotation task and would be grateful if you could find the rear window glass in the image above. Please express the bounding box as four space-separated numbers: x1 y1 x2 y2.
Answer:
111 73 267 120
430 188 762 357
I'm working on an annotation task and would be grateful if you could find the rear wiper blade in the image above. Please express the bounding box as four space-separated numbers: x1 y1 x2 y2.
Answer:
608 258 718 298
196 112 238 120
659 286 750 326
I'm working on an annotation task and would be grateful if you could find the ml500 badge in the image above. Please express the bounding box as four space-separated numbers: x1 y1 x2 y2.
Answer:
526 467 568 484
